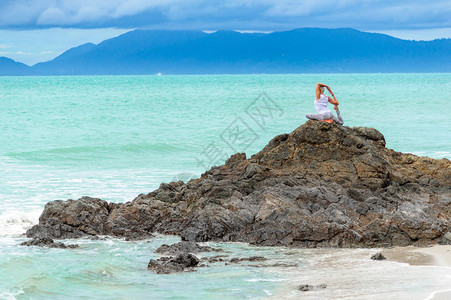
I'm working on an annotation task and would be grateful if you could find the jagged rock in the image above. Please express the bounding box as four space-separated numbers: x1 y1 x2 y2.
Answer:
20 237 79 249
298 284 313 291
298 284 313 292
147 253 200 274
438 238 451 245
253 263 298 268
371 252 386 260
201 255 267 264
155 241 219 255
124 232 154 241
438 232 451 245
26 121 451 248
298 284 327 291
90 236 107 241
201 255 229 263
26 196 110 239
228 256 267 263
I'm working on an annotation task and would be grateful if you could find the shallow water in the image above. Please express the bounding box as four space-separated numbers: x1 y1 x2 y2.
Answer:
1 74 450 299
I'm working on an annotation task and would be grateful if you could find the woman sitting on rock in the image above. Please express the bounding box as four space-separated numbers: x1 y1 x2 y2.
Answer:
306 82 344 125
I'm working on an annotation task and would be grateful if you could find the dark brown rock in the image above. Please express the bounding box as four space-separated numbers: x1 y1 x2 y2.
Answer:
155 241 219 255
20 237 79 249
203 255 229 263
298 284 327 291
371 252 386 260
26 196 109 239
228 256 267 263
438 232 451 245
147 253 200 274
26 121 451 248
298 284 313 291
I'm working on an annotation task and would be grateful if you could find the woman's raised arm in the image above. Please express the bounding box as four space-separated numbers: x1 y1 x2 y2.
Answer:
316 82 329 99
327 88 339 105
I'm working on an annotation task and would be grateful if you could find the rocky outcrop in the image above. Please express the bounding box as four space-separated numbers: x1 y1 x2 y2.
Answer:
228 256 267 263
148 253 200 274
25 197 109 239
370 252 386 260
20 237 79 249
26 121 451 248
155 241 218 256
298 284 327 291
438 232 451 245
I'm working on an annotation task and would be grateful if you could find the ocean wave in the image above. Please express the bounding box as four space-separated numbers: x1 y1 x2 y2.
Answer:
410 151 451 160
426 288 451 300
4 142 185 162
246 278 288 282
0 208 42 237
0 291 21 300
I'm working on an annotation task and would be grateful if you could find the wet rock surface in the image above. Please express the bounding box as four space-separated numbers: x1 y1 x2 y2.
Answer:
438 232 451 245
298 284 327 291
370 252 386 260
26 121 451 248
228 256 267 263
155 241 219 256
20 237 79 249
201 255 229 263
200 254 269 265
147 253 200 274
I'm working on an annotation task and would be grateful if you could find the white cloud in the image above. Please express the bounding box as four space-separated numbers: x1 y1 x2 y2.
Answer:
262 0 339 17
0 50 33 56
111 0 176 18
37 6 66 25
1 0 181 26
16 51 33 55
0 0 449 31
0 1 52 26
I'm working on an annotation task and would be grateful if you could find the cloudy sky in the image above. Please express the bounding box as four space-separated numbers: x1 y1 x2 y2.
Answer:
1 0 450 65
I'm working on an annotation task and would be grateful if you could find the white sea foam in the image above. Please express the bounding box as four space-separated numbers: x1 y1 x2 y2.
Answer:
426 288 451 300
410 151 451 159
268 248 451 300
246 278 288 282
0 208 42 237
0 291 20 300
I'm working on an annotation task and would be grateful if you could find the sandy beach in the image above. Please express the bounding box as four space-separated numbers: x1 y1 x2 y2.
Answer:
382 245 451 267
383 245 451 300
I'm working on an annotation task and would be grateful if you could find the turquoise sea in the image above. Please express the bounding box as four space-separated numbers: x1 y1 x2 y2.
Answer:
0 74 450 299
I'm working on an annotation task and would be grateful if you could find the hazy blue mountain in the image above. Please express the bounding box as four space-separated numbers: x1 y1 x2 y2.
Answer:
33 43 96 74
3 28 451 75
0 57 33 75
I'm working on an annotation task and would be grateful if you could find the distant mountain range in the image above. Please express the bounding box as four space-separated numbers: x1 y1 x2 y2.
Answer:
1 28 450 75
0 57 33 75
